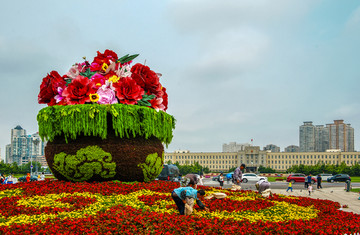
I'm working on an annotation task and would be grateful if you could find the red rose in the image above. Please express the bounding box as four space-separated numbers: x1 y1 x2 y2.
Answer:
161 87 168 111
62 75 96 105
92 49 118 66
113 77 144 105
131 63 162 96
38 71 66 106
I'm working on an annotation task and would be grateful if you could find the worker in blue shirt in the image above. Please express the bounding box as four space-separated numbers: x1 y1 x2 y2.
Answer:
171 186 209 215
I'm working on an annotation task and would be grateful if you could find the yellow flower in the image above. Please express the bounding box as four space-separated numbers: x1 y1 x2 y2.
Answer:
89 93 99 102
101 63 108 72
108 75 120 83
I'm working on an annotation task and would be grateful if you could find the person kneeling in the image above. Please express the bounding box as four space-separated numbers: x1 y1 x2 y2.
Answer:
171 186 209 215
255 179 273 198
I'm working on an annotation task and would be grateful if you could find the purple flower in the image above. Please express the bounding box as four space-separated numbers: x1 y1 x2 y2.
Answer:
96 85 118 104
55 87 65 103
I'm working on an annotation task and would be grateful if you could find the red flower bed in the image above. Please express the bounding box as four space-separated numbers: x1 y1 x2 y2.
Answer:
0 180 359 234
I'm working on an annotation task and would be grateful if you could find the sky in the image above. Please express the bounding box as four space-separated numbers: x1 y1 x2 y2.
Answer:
1 0 360 159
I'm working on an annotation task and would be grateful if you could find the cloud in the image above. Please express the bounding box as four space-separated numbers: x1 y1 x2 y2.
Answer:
168 0 315 33
195 28 269 74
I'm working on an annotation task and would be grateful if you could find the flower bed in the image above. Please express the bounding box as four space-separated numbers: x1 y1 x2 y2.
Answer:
0 180 359 234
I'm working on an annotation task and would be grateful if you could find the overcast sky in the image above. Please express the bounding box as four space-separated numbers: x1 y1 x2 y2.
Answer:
1 0 360 159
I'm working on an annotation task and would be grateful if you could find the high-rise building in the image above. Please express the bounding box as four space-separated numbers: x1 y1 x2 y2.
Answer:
263 144 280 152
327 120 354 152
300 120 354 152
222 142 251 152
285 145 300 152
299 121 315 152
315 125 329 152
7 126 46 166
5 144 11 164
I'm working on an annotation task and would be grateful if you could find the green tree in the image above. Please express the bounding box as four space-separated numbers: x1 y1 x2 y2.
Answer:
258 165 275 173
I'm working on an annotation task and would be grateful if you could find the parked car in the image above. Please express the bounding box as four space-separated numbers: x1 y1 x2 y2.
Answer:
327 174 351 183
241 173 268 183
212 175 220 181
286 173 317 184
157 164 180 182
318 173 333 181
18 175 38 182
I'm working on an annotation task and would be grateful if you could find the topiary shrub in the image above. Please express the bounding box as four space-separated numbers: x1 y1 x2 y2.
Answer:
52 146 116 182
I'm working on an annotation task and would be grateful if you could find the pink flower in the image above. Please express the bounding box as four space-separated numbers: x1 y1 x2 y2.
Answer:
66 63 85 79
90 73 106 87
149 97 165 111
90 62 101 72
96 85 118 104
116 65 132 78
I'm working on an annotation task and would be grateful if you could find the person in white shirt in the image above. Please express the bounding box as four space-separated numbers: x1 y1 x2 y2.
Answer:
40 172 45 181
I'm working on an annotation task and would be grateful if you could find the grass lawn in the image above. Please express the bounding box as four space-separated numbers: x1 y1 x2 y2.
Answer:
267 176 286 182
350 176 360 182
350 188 360 193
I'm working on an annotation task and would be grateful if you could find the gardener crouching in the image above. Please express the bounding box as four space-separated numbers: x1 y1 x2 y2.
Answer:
180 173 200 188
255 179 273 198
171 186 209 215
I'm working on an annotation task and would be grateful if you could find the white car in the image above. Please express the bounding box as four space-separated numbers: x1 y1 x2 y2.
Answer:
242 173 268 183
319 173 333 182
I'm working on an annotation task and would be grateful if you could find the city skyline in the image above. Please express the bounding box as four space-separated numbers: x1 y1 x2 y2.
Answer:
1 1 360 157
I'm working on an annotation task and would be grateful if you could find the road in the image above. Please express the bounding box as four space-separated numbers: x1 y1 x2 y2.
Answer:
202 178 360 190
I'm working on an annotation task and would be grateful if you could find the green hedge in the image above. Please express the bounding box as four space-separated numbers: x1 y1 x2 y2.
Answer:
53 145 116 182
37 104 176 145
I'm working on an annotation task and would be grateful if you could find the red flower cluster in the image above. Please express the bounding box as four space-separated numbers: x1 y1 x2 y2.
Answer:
0 180 359 234
38 50 168 111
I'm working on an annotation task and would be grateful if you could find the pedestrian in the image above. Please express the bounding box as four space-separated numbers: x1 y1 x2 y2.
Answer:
226 173 231 184
307 173 312 185
180 173 200 188
26 173 31 183
304 174 310 189
219 173 224 189
40 172 46 181
198 174 204 186
171 186 209 215
255 179 273 197
233 164 246 185
7 175 13 184
308 183 313 196
316 174 322 189
286 181 293 192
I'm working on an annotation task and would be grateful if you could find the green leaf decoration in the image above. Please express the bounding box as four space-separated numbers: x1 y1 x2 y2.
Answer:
65 79 72 86
37 104 176 146
80 68 96 79
52 146 116 182
137 152 164 182
137 94 156 107
117 54 139 64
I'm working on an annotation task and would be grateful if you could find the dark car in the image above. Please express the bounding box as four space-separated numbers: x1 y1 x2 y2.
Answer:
212 175 220 181
327 174 351 183
157 164 180 181
18 175 38 182
286 173 317 184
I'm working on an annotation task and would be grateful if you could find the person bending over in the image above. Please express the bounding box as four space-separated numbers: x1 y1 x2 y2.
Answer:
171 186 209 215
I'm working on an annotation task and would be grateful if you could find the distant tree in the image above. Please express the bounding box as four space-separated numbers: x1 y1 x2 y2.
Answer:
174 161 210 175
228 166 237 172
258 165 275 173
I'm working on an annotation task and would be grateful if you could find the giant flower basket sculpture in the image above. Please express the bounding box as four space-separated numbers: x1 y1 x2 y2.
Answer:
37 50 175 182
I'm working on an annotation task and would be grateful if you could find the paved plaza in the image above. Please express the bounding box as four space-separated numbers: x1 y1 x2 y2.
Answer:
271 186 360 214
